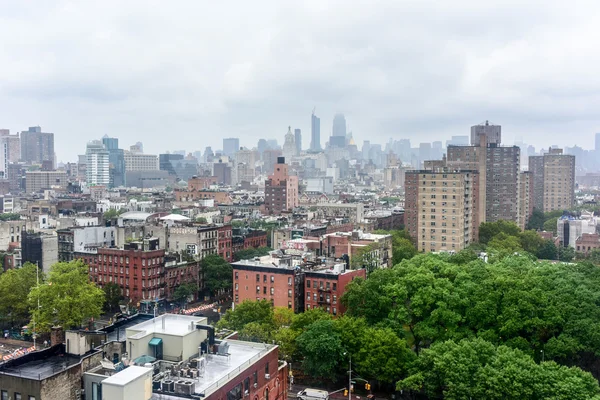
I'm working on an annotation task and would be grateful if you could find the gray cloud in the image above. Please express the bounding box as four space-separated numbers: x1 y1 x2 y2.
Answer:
0 0 599 161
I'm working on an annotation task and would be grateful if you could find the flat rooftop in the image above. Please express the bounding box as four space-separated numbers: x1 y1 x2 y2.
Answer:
102 314 154 342
0 348 87 380
153 340 276 399
103 365 152 386
127 314 207 340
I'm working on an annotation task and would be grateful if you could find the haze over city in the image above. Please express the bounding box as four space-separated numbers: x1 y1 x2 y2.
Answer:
2 0 600 160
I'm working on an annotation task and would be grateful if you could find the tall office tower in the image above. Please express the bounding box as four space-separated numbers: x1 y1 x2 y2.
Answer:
471 120 501 146
529 148 576 213
102 135 125 188
294 129 302 154
0 137 8 179
124 152 159 171
262 149 282 175
332 113 347 137
596 133 600 152
264 156 299 215
159 153 184 176
257 139 269 155
446 136 469 147
447 126 521 224
432 141 443 160
20 126 55 167
310 111 321 151
397 139 411 162
518 171 534 230
362 141 371 161
405 168 480 253
418 143 432 167
0 130 20 163
129 142 143 154
282 127 297 163
223 138 240 157
85 140 110 186
203 147 214 163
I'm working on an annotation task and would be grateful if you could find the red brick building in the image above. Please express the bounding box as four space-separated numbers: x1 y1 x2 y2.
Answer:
232 257 365 316
188 176 218 191
576 233 600 254
304 268 366 316
245 230 268 249
164 257 201 302
218 224 233 262
80 240 165 304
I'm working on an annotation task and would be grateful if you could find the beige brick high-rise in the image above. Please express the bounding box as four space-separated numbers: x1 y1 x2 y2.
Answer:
541 148 575 212
405 168 480 253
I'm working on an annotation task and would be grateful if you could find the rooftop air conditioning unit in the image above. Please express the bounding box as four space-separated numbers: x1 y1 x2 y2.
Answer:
265 374 271 379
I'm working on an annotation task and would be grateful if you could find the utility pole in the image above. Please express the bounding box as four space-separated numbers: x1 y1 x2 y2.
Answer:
348 354 352 400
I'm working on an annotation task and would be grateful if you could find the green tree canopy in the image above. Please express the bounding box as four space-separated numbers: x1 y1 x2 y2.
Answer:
296 320 344 381
201 254 233 296
0 213 21 221
520 230 546 256
543 217 559 235
398 338 600 400
0 263 39 325
233 247 272 262
103 208 126 220
28 260 104 332
103 282 123 313
526 208 545 230
217 300 274 331
172 283 197 305
479 220 521 245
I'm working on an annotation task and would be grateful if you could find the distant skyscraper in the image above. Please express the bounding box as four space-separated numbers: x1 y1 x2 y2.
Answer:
294 129 302 154
264 156 299 214
529 148 575 212
471 121 501 146
332 114 347 137
595 133 600 152
20 126 55 167
0 129 20 163
257 139 269 155
282 127 296 163
310 111 321 151
85 140 110 187
223 138 240 157
102 135 125 188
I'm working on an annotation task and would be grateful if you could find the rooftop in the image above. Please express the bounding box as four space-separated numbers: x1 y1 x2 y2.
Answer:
152 340 276 399
103 365 152 386
101 313 154 342
0 345 90 381
127 314 207 340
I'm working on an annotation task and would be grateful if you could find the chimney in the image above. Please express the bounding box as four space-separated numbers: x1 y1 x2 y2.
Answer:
50 326 65 346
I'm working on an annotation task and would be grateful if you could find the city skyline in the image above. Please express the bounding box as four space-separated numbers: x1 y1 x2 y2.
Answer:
2 2 600 160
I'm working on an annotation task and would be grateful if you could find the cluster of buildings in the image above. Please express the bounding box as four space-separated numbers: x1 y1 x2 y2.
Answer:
0 313 288 400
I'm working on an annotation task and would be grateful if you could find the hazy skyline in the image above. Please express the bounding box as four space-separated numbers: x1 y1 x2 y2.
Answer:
2 1 600 161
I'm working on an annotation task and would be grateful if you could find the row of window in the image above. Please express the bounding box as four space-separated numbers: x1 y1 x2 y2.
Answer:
306 304 337 315
305 280 337 291
1 390 33 400
93 265 161 276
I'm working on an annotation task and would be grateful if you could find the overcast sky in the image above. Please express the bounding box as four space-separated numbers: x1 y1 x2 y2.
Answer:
1 0 600 162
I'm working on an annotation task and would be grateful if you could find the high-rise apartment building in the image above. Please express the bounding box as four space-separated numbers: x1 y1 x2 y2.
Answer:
20 126 55 167
471 121 501 146
294 129 302 154
405 168 480 253
0 130 20 163
102 136 125 188
85 140 110 187
223 138 240 157
264 157 299 215
447 124 521 224
518 171 534 230
310 111 321 151
529 148 575 213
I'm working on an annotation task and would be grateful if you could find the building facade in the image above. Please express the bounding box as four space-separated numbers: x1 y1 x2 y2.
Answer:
25 170 68 193
405 169 480 253
264 157 299 215
20 126 55 167
86 140 110 187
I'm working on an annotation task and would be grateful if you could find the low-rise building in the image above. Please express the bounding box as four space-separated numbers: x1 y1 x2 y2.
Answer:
164 256 201 302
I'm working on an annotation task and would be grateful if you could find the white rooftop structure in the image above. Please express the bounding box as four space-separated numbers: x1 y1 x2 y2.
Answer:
120 211 153 221
127 314 206 340
159 214 190 222
103 365 153 387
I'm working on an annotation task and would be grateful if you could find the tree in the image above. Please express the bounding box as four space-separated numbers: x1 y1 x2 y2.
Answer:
543 217 559 235
28 260 104 332
479 220 521 245
103 208 125 220
233 247 272 262
351 242 381 274
392 237 417 265
103 282 123 312
537 239 557 260
238 321 272 342
356 327 415 384
526 208 545 231
172 283 196 306
217 300 274 331
296 320 345 381
196 217 208 224
557 246 575 262
520 230 546 256
201 254 233 296
0 213 21 222
0 263 39 325
397 338 600 400
289 307 332 331
488 232 523 254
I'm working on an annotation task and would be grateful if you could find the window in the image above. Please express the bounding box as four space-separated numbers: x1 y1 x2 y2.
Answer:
288 277 292 286
28 397 36 400
270 275 274 283
14 394 21 400
307 292 311 300
256 286 260 294
333 283 337 291
256 274 260 282
1 391 7 400
235 271 239 280
92 382 102 400
288 289 292 297
263 286 267 294
263 275 267 283
270 287 274 295
306 279 311 288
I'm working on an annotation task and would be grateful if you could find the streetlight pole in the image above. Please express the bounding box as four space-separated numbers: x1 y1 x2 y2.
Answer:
348 354 352 400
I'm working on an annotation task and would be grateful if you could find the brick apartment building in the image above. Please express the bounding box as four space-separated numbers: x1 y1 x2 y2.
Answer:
232 257 365 316
264 157 299 215
79 239 165 304
164 256 201 302
218 224 233 262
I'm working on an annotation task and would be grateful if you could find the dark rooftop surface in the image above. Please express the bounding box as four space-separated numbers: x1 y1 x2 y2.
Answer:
101 313 154 342
0 346 84 380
